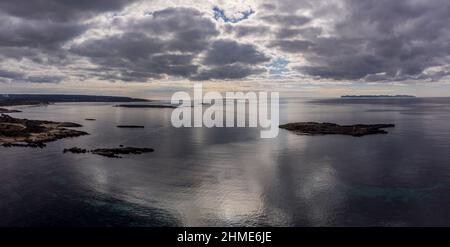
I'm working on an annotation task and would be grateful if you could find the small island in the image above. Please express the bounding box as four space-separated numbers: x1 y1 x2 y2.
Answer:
341 95 416 98
0 114 88 147
279 122 395 137
64 146 154 158
117 125 145 128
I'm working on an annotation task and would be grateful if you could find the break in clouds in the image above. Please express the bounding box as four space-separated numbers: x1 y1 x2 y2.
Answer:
1 0 450 84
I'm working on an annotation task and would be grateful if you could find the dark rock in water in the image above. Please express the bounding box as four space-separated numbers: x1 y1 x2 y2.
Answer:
117 125 145 128
59 122 83 127
63 146 154 158
85 118 96 121
0 108 21 113
92 147 154 158
0 114 88 147
64 147 87 154
279 122 395 137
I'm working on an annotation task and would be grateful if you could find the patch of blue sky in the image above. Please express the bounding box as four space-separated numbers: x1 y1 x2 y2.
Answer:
267 58 290 75
213 6 255 23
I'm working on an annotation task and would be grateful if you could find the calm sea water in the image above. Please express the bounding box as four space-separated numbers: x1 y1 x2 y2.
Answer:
1 97 450 226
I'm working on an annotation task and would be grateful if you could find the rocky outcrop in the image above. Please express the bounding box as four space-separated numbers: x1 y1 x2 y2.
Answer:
64 146 154 158
63 147 87 154
117 125 145 128
279 122 395 137
0 114 88 147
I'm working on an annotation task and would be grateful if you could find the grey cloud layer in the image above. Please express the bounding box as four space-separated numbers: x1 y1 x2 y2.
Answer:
203 40 270 65
70 7 269 82
0 0 136 21
0 68 63 83
0 0 138 82
1 0 450 83
266 0 450 81
0 17 86 49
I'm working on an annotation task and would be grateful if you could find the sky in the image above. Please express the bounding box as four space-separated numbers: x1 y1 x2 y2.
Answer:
0 0 450 98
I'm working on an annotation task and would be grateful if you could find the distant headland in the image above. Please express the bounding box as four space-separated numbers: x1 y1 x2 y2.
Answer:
0 94 149 107
341 95 416 98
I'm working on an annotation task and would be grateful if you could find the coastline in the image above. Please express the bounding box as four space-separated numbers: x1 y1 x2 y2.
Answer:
0 114 88 148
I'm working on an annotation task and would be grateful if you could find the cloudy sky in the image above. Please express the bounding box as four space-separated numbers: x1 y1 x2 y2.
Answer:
1 0 450 98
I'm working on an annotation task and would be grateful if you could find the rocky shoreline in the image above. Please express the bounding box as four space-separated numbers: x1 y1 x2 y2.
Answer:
279 122 395 137
0 114 88 147
64 146 154 158
0 108 21 113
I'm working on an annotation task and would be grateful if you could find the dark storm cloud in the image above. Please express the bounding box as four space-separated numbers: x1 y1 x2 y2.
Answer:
271 0 450 81
260 3 277 11
224 24 271 38
0 69 23 80
191 65 266 80
97 70 166 82
260 15 311 26
0 0 138 83
71 7 219 81
27 75 63 83
269 40 314 53
0 14 85 66
191 40 269 80
71 32 200 81
136 7 217 35
72 32 165 59
0 0 137 21
71 8 270 81
0 68 63 83
269 0 332 14
0 0 137 53
275 27 322 39
0 16 86 49
203 39 270 66
130 7 219 53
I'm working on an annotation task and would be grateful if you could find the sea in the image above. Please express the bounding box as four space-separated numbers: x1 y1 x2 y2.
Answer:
1 97 450 226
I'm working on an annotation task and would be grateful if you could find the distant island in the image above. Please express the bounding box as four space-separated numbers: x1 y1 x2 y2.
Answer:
117 125 145 128
0 94 149 106
341 95 416 98
279 122 395 137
